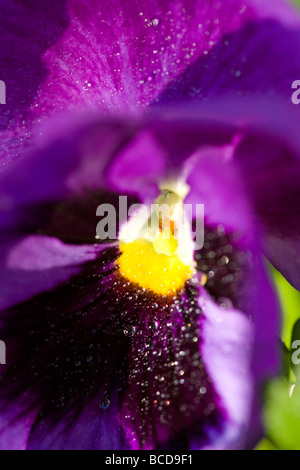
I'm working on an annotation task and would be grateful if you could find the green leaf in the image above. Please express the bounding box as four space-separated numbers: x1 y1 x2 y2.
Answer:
280 340 292 380
273 269 300 347
264 379 300 450
291 319 300 379
255 439 277 451
291 318 300 344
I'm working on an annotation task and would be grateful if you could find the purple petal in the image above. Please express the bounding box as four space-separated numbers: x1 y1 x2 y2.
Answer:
0 0 69 166
119 281 224 450
183 152 282 447
156 19 300 107
244 257 281 447
45 0 298 114
198 293 254 449
184 146 253 238
244 161 300 291
0 235 106 311
105 129 167 203
0 247 126 450
197 256 280 449
0 113 238 235
230 113 300 290
0 117 136 233
154 16 300 290
0 403 37 451
0 226 279 450
0 104 282 450
1 0 299 165
27 392 123 450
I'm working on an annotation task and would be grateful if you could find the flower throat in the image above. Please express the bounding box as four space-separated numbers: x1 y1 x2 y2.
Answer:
118 186 196 296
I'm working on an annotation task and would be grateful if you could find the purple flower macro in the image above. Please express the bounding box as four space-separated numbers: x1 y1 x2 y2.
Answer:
1 0 300 450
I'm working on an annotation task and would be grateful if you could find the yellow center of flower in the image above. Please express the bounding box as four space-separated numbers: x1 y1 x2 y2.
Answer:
118 184 196 296
119 231 194 296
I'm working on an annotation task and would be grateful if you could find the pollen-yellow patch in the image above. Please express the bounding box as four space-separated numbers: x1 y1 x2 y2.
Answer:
118 233 194 296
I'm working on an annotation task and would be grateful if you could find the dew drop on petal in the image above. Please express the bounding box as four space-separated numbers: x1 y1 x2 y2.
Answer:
151 17 161 27
218 297 233 310
123 325 136 337
100 397 110 410
149 320 159 330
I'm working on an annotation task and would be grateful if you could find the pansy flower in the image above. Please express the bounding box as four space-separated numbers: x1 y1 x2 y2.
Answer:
0 0 300 450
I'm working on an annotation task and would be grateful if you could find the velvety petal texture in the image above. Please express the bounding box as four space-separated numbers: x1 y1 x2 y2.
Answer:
236 136 300 291
0 109 281 449
198 294 254 449
0 0 299 452
1 0 299 165
0 236 107 311
156 20 300 107
0 236 277 450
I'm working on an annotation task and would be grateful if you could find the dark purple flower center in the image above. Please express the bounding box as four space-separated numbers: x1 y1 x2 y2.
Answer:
1 201 250 448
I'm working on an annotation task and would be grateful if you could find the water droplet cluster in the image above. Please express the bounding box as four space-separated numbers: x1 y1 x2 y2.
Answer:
194 224 252 310
1 223 251 449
